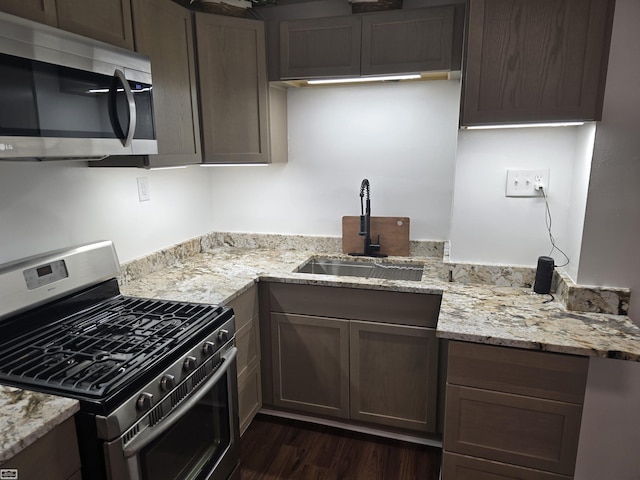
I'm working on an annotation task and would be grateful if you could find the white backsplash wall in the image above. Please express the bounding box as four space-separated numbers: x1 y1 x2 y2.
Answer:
208 81 461 240
563 123 596 282
0 162 212 264
448 125 592 268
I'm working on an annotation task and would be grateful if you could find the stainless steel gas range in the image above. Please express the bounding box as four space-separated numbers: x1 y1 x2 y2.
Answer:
0 241 240 480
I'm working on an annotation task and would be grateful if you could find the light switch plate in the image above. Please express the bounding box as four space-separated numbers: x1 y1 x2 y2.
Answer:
137 177 150 202
506 169 549 197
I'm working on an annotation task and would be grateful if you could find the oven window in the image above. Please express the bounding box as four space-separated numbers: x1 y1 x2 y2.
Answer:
140 376 231 480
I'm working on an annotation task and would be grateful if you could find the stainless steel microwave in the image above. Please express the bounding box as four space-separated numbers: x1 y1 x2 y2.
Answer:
0 12 157 161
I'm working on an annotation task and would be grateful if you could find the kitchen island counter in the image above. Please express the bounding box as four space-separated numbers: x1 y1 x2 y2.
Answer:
119 246 640 362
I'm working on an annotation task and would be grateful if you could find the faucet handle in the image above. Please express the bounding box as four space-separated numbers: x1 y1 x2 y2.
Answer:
370 235 382 252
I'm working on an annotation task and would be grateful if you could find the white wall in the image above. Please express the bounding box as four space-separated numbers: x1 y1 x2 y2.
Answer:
576 0 640 320
448 126 590 267
0 162 212 264
574 357 640 480
563 124 596 282
208 80 461 240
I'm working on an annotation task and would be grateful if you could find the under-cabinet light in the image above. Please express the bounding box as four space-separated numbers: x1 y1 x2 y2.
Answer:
307 74 421 85
199 163 269 167
149 166 188 171
464 122 586 130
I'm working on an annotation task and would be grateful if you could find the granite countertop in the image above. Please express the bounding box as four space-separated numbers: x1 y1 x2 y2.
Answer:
0 386 79 463
3 245 639 462
120 246 640 362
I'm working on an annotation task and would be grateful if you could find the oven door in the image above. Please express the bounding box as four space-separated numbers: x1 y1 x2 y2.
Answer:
105 347 240 480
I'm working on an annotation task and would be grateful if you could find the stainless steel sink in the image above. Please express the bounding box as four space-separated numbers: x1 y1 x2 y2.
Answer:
296 258 424 281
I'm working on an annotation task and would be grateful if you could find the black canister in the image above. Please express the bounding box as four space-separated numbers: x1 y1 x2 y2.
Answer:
533 256 555 294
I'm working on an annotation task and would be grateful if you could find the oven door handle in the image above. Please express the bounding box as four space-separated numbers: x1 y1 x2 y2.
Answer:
122 346 237 457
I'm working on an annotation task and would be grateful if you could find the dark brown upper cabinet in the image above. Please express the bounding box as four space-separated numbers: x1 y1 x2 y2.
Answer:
0 0 134 49
94 0 202 168
56 0 134 50
361 7 454 76
0 0 58 26
280 16 362 79
279 6 457 80
461 0 616 127
195 14 271 164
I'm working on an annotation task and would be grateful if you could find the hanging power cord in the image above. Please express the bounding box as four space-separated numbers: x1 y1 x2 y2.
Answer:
537 183 570 268
532 180 570 304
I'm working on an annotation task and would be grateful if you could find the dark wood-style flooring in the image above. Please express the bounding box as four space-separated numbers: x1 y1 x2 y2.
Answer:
239 415 442 480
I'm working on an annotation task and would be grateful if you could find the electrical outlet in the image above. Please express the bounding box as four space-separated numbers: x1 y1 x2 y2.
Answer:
506 169 549 197
137 177 150 202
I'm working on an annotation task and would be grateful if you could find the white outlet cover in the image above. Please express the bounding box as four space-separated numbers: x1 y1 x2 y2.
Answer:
506 169 549 197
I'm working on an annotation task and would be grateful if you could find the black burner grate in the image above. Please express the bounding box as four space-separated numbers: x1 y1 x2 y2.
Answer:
0 296 224 398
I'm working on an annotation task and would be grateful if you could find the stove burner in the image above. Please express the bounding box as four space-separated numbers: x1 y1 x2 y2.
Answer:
0 295 225 398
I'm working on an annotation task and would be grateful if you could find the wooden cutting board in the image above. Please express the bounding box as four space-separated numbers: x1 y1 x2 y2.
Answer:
342 216 410 256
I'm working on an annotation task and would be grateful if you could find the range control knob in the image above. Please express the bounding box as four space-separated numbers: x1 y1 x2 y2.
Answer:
159 374 175 391
217 329 229 343
183 356 197 372
202 341 216 357
136 392 153 412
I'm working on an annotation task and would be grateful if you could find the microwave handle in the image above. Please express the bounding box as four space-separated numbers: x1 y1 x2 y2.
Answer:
113 69 137 147
121 346 237 457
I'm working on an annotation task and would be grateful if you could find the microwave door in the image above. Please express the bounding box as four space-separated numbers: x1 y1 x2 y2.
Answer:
109 69 137 148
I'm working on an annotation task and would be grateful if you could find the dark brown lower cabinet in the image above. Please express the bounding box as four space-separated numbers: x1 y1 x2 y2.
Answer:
271 312 350 419
442 452 572 480
350 320 438 431
1 416 81 480
442 341 588 480
262 282 443 435
225 285 262 435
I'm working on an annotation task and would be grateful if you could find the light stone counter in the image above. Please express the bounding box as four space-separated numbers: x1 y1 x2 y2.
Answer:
4 244 638 462
0 386 79 463
119 246 640 362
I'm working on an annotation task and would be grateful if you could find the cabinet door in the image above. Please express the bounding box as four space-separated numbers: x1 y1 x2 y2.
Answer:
2 417 81 480
271 313 350 419
442 452 572 480
350 321 438 432
130 0 201 167
56 0 134 49
0 0 58 26
445 385 583 476
196 14 270 164
280 16 361 79
461 0 614 126
361 7 455 76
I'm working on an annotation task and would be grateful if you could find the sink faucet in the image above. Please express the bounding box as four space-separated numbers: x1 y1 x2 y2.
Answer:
351 179 386 257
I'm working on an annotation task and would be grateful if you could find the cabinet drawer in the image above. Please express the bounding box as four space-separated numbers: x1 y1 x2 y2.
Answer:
236 316 260 378
448 341 588 403
442 452 572 480
268 283 441 327
225 285 259 331
238 361 262 435
444 385 582 475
